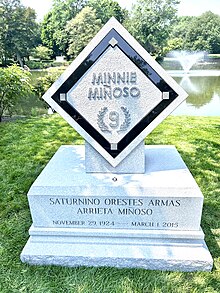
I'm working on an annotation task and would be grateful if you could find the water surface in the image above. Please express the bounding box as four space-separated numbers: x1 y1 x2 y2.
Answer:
18 69 220 117
171 74 220 116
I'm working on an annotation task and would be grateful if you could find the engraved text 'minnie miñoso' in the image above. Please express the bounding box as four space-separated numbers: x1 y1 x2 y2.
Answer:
88 72 141 100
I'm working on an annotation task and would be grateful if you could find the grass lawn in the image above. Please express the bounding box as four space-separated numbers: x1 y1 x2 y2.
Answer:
208 54 220 59
0 114 219 293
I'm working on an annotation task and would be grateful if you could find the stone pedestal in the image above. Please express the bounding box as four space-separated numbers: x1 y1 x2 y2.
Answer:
20 145 213 271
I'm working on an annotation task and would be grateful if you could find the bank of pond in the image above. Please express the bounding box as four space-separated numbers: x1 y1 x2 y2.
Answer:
4 67 220 120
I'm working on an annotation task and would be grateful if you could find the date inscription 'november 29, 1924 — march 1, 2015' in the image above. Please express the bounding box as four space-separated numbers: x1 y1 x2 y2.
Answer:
20 17 213 272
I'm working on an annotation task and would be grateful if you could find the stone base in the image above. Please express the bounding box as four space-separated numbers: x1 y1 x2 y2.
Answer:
20 145 213 271
21 226 212 271
85 141 145 173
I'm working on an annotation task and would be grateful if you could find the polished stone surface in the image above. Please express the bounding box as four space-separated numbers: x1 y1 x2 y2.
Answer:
27 145 203 231
42 17 188 167
20 145 213 271
85 141 145 173
21 232 212 271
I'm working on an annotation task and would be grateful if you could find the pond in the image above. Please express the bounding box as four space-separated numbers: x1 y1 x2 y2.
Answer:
12 70 48 117
162 57 220 116
171 73 220 116
13 64 220 118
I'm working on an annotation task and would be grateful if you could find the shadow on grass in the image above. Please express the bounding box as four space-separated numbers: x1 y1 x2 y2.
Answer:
179 138 220 270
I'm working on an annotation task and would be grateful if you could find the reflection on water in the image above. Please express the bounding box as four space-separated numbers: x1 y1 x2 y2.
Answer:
179 76 199 94
163 56 220 115
172 75 220 116
14 70 220 117
12 70 48 117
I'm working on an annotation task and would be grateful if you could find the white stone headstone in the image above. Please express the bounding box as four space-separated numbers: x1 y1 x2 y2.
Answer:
20 18 213 272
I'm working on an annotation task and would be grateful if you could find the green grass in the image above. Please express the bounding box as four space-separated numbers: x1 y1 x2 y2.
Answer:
0 114 219 293
208 54 220 59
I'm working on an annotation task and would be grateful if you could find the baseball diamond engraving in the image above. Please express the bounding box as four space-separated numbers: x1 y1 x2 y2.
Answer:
42 17 188 167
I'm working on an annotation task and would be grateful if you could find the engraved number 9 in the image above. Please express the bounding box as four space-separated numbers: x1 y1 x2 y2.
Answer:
109 111 119 129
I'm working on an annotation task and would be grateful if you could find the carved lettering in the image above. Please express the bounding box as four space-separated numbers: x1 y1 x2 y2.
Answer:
118 208 153 215
104 198 143 206
77 208 113 215
49 197 101 205
88 71 140 100
148 199 181 207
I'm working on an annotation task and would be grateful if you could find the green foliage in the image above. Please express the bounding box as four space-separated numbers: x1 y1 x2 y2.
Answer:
41 0 86 56
0 115 220 292
88 0 127 24
25 60 68 70
41 0 127 57
126 0 179 56
41 11 59 56
0 0 40 66
66 6 102 58
163 37 184 55
170 16 194 39
31 45 53 61
25 60 49 70
169 12 220 53
34 67 65 98
189 11 220 53
0 65 33 121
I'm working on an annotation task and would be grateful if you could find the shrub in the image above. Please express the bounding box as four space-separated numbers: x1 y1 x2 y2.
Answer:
31 45 53 61
34 67 65 98
0 65 33 121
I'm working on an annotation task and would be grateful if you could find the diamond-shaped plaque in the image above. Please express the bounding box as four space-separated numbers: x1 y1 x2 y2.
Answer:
43 17 187 167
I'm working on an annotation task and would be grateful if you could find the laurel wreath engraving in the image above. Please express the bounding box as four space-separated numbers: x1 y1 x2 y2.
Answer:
97 107 131 134
117 107 131 134
97 107 112 134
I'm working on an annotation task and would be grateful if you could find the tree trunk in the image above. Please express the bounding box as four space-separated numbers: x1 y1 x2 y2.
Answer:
16 52 24 67
3 55 7 67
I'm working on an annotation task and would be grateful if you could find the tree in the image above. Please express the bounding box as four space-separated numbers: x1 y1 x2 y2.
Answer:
0 65 33 121
168 12 220 53
41 11 60 56
41 0 87 56
163 37 183 54
65 6 102 58
169 16 195 42
126 0 180 56
0 0 40 66
185 12 220 53
88 0 127 24
32 45 53 61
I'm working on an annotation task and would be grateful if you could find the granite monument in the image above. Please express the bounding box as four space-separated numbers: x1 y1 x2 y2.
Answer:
20 17 213 271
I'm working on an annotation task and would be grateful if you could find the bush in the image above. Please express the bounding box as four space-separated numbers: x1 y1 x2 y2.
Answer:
26 60 70 70
0 65 33 121
26 60 54 70
34 67 65 98
31 45 53 61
